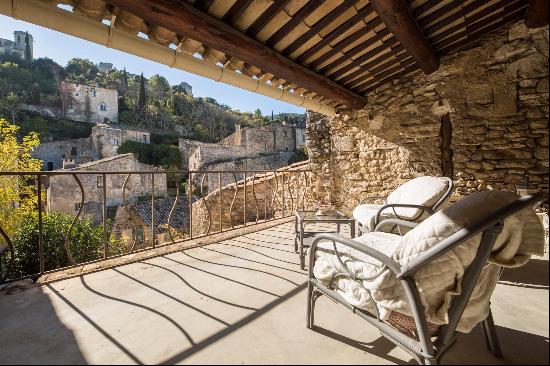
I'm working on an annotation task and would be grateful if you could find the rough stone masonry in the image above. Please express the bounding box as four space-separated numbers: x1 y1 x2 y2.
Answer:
306 20 549 215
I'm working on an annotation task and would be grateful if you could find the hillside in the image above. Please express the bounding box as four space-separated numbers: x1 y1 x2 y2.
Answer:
0 52 305 143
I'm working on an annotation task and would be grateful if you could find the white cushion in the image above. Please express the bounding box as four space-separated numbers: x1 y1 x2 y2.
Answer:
386 176 450 219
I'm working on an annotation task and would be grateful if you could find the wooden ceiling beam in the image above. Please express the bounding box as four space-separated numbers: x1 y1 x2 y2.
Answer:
106 0 367 109
525 0 549 28
194 0 214 13
246 0 291 37
369 0 439 74
265 0 325 48
282 0 356 57
296 4 374 64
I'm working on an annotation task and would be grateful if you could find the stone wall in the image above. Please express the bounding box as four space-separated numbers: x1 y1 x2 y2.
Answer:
191 161 313 236
191 151 295 194
47 153 167 224
306 21 549 215
32 137 96 170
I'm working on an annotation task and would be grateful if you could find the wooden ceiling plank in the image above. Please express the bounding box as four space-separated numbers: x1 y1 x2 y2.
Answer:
265 0 326 48
434 1 527 51
282 0 357 57
430 0 521 45
296 4 374 64
310 18 385 69
107 0 367 108
222 0 255 24
342 45 406 85
525 0 549 28
352 56 414 90
369 0 439 74
418 1 464 28
326 34 397 79
360 63 417 94
246 0 291 37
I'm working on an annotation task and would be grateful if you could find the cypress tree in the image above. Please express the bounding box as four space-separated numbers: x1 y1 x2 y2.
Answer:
24 32 32 61
138 73 146 110
122 67 128 95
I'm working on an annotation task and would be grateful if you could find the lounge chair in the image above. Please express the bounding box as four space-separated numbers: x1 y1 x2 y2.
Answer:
307 191 546 365
353 176 453 234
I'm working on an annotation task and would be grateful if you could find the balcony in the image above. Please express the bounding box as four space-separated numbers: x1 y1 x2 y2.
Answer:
0 220 548 364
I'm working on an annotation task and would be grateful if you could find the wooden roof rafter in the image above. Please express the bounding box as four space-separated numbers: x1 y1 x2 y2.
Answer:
4 0 540 114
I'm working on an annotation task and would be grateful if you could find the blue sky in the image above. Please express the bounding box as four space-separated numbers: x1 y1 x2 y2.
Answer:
0 14 304 115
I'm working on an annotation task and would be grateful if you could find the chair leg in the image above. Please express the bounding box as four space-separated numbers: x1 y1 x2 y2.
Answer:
481 310 503 358
306 282 314 329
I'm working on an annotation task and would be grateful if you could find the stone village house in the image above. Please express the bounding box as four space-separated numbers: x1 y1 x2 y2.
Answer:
46 153 167 225
33 124 150 170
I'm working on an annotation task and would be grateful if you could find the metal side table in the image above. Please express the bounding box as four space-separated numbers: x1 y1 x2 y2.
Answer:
294 210 355 270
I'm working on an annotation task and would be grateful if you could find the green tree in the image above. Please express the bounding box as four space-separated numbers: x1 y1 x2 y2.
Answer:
148 74 171 100
138 72 147 111
30 83 40 105
0 92 22 123
0 119 41 237
66 58 99 82
24 32 32 61
84 93 92 122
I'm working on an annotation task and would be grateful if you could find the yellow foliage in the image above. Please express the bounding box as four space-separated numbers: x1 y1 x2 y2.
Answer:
0 118 42 236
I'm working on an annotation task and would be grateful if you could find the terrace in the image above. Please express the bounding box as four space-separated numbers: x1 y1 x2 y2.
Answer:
1 222 548 364
0 0 549 365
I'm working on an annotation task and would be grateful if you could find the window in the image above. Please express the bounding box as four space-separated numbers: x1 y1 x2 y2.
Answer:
97 176 103 187
70 147 77 156
132 226 144 244
46 162 54 171
285 146 288 151
99 103 107 112
142 134 147 142
74 203 82 212
112 138 119 146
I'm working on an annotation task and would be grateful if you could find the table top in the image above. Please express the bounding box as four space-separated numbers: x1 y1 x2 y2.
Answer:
295 210 353 222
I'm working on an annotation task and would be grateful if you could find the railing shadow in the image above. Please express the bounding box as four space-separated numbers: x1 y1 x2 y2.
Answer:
182 250 301 286
139 260 259 311
498 257 549 289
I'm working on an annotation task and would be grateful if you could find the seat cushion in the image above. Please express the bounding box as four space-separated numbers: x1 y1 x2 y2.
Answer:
386 176 450 219
352 204 390 230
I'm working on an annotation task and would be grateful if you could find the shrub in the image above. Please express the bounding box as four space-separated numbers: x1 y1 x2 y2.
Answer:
10 212 124 278
288 145 309 164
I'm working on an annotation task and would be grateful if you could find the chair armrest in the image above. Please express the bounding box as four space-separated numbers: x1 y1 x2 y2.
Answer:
308 233 401 277
376 203 434 226
374 219 419 232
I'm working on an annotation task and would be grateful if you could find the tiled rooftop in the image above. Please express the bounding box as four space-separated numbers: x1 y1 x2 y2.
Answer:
0 222 548 364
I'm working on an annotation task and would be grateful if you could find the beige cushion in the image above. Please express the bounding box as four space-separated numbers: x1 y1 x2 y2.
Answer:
386 176 450 219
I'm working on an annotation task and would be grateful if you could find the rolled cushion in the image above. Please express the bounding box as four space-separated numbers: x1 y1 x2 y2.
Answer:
386 176 450 219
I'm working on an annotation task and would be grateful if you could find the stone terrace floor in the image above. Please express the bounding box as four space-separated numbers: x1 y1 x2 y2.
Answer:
0 222 548 364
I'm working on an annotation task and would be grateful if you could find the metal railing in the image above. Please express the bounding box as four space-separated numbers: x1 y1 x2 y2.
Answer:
0 168 312 283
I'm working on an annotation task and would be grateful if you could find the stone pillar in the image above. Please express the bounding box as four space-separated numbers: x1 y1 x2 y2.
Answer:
306 111 333 207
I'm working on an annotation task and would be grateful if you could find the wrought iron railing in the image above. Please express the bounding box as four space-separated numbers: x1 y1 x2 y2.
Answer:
0 168 312 283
